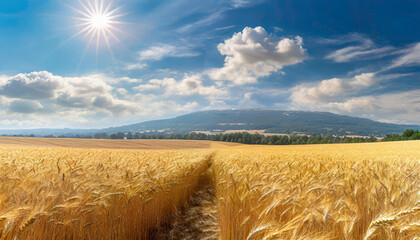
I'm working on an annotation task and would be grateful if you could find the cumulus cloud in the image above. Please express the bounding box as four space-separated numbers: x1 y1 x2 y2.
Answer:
134 75 228 96
326 97 378 113
0 71 210 129
290 71 420 124
0 119 48 127
238 92 264 108
204 100 229 110
131 94 200 117
138 44 200 61
133 83 161 91
116 88 128 95
292 91 420 125
7 99 44 114
0 71 138 117
0 71 228 128
323 90 420 124
208 26 307 85
291 72 376 105
0 71 62 99
178 101 199 112
325 33 394 63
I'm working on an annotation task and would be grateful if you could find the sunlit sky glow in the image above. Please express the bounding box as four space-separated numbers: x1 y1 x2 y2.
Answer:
70 0 124 61
0 0 419 129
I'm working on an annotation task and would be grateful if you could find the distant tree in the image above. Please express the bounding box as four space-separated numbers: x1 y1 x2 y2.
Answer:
126 132 134 139
94 133 108 139
110 134 117 139
114 132 125 139
110 133 125 139
402 129 415 138
321 136 330 144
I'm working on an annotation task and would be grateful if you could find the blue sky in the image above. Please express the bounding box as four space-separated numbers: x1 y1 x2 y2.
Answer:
0 0 419 129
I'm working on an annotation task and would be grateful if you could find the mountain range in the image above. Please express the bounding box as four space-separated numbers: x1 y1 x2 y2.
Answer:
1 109 417 137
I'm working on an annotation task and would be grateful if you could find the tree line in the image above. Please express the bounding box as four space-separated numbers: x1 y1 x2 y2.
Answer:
382 129 420 141
87 128 420 144
66 131 379 145
5 129 417 145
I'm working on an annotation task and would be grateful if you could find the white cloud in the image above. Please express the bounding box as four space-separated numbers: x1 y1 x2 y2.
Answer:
124 63 148 71
290 71 420 125
178 101 199 112
175 0 262 33
133 96 200 117
214 25 236 31
7 99 44 114
231 0 250 7
134 75 228 97
116 88 128 95
0 71 62 99
90 74 142 84
0 119 49 127
291 72 376 105
0 71 138 117
273 26 283 32
133 83 161 91
325 33 394 62
208 26 307 85
326 97 378 113
324 90 420 125
204 100 229 110
389 43 420 69
230 0 265 8
178 11 223 33
138 44 200 61
238 92 264 108
0 71 231 128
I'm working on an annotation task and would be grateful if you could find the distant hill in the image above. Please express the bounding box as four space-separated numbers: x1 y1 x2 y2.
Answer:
104 109 418 136
0 128 97 137
0 110 417 137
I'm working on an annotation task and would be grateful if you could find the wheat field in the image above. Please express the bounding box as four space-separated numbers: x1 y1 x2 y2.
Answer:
213 142 420 240
0 140 419 239
0 137 223 149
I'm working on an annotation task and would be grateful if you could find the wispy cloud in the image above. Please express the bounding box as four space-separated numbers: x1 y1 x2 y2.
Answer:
177 0 265 33
325 33 395 62
124 63 147 71
138 44 200 61
388 42 420 69
230 0 262 8
177 11 224 33
214 25 236 31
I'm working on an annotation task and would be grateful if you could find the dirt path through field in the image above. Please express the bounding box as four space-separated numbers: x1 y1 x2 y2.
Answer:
151 155 220 240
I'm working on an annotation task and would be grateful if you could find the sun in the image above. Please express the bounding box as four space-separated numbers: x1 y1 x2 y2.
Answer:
71 0 124 54
90 14 111 29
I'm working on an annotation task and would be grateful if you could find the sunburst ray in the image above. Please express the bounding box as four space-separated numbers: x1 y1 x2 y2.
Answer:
71 0 124 63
